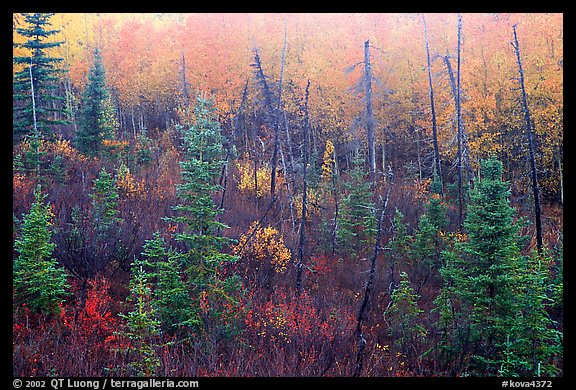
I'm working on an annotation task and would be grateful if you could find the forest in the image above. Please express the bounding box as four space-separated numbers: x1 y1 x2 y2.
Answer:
12 13 563 378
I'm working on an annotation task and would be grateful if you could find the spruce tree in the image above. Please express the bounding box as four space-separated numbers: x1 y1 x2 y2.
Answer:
13 186 69 314
119 261 161 377
336 151 376 256
90 167 122 234
13 13 66 143
504 248 562 376
387 272 426 372
141 232 198 334
411 176 449 271
166 93 240 334
76 47 117 156
442 158 523 375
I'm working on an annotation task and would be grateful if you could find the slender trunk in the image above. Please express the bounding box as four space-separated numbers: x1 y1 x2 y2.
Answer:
253 155 259 215
416 134 422 180
269 20 287 200
181 49 189 105
364 40 376 178
283 111 296 179
331 145 340 255
558 147 563 205
139 110 145 134
131 108 136 138
513 24 543 255
251 113 260 215
457 14 464 228
235 79 249 152
296 80 311 297
422 14 443 193
381 141 386 183
279 145 295 230
216 158 229 236
444 50 475 208
353 167 394 377
407 60 422 181
29 58 40 178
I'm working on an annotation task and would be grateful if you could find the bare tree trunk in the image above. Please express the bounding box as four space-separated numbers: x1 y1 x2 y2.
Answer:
181 49 189 105
279 145 296 230
283 111 296 179
29 58 40 178
331 144 340 255
444 53 475 185
381 141 386 183
422 14 443 193
253 150 259 216
407 60 423 181
353 166 394 377
250 112 260 216
131 108 136 138
456 13 464 228
269 20 287 200
234 79 249 152
513 24 543 255
217 150 230 236
558 147 563 205
296 80 311 297
444 14 473 227
364 40 376 177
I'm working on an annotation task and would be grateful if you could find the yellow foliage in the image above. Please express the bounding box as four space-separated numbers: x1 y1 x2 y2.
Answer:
235 157 285 198
117 163 144 199
321 139 335 183
231 221 292 273
293 188 320 218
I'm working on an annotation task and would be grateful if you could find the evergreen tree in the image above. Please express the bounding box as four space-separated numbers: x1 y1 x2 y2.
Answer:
165 93 240 335
388 209 411 288
141 232 199 335
76 47 117 156
411 214 437 269
440 158 525 375
13 13 66 143
411 178 448 271
390 209 410 264
13 186 69 314
119 261 161 377
387 272 426 372
336 151 376 256
90 167 122 234
503 248 562 376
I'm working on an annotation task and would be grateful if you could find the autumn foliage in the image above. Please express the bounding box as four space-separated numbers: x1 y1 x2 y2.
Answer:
13 12 562 378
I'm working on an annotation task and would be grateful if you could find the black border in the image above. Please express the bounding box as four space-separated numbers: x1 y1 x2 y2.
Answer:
7 5 570 387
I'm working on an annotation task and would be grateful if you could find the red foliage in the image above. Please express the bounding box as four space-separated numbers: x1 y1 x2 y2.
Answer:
244 288 355 344
60 277 122 352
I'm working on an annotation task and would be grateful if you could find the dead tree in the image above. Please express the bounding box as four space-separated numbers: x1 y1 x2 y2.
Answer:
181 49 189 105
353 166 394 377
251 22 287 223
251 49 275 217
270 20 287 200
443 14 474 227
29 58 40 177
456 13 464 227
232 79 249 152
296 80 311 297
407 59 423 181
422 14 443 193
364 40 376 177
512 24 543 255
